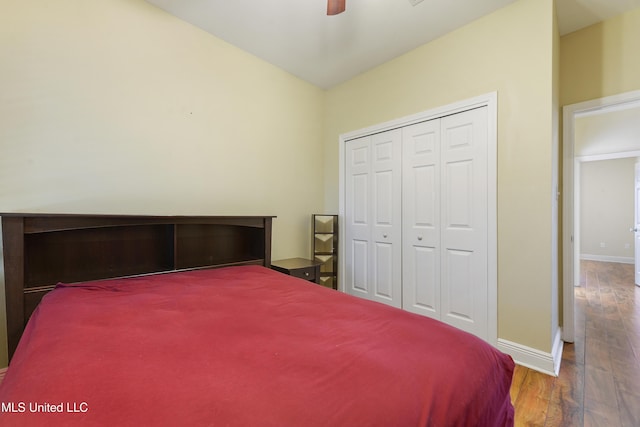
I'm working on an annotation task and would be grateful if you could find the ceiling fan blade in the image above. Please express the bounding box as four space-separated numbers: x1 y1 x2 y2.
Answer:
327 0 346 15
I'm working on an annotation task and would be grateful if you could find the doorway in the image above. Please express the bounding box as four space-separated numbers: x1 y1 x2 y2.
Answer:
579 157 636 262
562 90 640 343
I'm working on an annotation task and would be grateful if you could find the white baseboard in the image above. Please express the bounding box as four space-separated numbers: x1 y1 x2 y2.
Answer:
497 329 563 377
580 254 634 264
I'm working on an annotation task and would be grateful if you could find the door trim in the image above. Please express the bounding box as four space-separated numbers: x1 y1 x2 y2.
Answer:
338 92 497 345
562 90 640 343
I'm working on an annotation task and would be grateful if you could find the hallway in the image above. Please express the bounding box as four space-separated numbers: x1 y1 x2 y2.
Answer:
510 260 640 426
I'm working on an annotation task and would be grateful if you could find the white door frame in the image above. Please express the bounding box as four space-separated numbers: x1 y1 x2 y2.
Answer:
338 92 497 346
635 161 640 286
562 90 640 343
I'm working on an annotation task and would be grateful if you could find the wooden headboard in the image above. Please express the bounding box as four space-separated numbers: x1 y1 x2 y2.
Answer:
1 214 274 360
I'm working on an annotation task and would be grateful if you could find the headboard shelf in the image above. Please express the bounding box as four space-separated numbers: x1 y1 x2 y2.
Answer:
1 213 275 360
17 214 270 234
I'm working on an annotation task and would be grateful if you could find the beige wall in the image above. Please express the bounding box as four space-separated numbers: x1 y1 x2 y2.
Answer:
575 106 640 157
561 7 640 106
325 0 558 352
0 0 325 243
0 0 325 366
580 158 635 261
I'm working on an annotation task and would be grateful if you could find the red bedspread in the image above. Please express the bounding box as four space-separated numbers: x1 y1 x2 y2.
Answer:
0 266 514 426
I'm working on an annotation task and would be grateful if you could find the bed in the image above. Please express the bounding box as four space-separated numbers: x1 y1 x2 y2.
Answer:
0 214 514 426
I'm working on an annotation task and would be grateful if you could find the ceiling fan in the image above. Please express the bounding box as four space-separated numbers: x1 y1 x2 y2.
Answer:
327 0 346 15
327 0 425 15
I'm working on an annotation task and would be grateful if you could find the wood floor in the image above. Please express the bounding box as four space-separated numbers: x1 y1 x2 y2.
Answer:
510 260 640 426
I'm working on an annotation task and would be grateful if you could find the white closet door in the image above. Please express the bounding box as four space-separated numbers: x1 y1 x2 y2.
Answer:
370 130 402 307
344 130 402 307
440 106 488 338
402 119 441 319
344 135 372 300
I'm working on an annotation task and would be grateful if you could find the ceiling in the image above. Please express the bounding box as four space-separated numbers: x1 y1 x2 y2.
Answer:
146 0 640 89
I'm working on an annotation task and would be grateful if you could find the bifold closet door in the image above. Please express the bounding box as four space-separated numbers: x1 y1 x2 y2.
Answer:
402 107 489 338
344 129 402 307
402 119 442 319
440 107 488 339
344 106 489 340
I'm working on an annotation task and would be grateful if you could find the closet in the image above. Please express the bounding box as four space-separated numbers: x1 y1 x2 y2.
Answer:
343 105 490 341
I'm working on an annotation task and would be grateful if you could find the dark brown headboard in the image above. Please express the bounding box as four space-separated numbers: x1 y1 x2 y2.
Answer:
1 214 274 360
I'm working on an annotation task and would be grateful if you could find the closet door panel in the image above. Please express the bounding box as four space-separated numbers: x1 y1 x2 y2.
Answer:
370 130 402 307
351 240 369 293
345 136 372 299
445 160 473 228
440 107 488 338
408 246 438 315
373 242 395 301
402 120 440 317
344 130 401 308
445 249 474 320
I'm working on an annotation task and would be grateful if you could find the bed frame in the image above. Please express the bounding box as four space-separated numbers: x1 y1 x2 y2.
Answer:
1 213 274 360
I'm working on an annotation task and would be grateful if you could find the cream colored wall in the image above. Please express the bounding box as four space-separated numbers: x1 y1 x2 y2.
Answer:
575 106 640 156
325 0 557 352
580 158 635 260
0 0 325 366
561 7 640 106
0 0 325 235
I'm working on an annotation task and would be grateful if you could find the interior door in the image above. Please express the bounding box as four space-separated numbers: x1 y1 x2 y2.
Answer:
402 119 441 319
635 162 640 286
440 106 488 339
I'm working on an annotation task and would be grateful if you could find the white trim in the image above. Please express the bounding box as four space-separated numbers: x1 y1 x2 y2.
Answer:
577 150 640 163
497 328 563 377
338 92 498 346
580 254 634 264
340 93 495 143
552 328 564 376
563 90 640 344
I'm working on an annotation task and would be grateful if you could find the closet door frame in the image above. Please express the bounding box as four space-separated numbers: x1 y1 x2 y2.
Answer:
338 92 498 346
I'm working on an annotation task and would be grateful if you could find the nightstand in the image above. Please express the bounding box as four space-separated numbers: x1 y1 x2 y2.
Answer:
271 258 321 284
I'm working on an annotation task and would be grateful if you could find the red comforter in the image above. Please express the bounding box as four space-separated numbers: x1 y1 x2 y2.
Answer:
0 266 514 426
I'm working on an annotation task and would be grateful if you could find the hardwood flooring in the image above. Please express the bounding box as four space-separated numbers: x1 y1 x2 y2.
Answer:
510 260 640 426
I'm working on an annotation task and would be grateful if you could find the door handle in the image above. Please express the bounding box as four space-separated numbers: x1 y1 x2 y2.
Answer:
631 227 638 232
